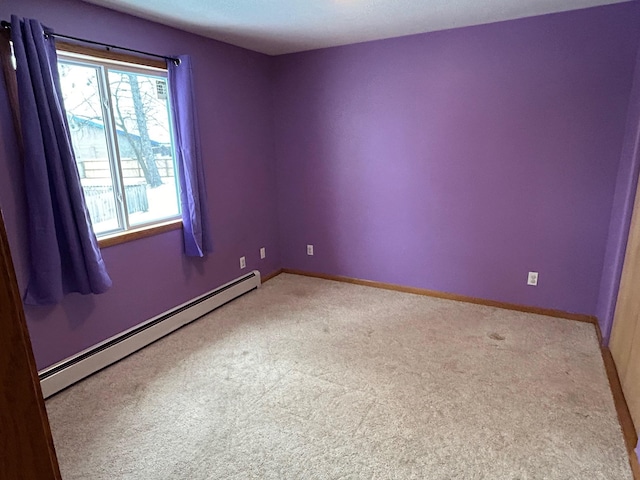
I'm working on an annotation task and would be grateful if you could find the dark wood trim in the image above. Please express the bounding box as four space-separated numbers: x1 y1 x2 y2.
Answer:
593 315 604 346
261 268 283 284
56 41 167 69
98 219 182 248
282 269 596 324
0 211 62 479
601 346 640 479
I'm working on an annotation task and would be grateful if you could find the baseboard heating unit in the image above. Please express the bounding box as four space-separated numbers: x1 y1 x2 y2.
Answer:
39 270 262 399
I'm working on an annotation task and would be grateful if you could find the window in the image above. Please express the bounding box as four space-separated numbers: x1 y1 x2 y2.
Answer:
57 49 180 237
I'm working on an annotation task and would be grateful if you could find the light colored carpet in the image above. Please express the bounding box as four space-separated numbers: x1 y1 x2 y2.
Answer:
46 273 630 479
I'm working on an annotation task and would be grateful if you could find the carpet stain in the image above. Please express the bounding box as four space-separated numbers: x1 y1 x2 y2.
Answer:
489 332 505 341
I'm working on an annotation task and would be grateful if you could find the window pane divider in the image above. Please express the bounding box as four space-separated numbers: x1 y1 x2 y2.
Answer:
101 64 131 232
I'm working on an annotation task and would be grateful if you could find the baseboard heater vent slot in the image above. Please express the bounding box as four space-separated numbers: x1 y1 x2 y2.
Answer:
39 270 261 398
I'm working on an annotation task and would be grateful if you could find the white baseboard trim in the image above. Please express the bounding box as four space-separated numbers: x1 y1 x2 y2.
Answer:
39 270 262 399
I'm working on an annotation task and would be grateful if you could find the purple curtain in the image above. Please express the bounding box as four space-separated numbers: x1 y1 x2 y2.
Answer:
168 55 213 257
11 16 111 305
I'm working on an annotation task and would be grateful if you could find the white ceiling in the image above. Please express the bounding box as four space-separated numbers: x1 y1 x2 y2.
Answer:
84 0 631 55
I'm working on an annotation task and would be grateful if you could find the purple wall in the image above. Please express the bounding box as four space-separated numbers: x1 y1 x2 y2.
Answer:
0 0 281 369
273 3 640 317
596 45 640 344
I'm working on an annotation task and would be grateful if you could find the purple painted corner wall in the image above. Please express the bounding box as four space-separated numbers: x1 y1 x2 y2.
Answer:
2 1 640 370
0 0 281 369
273 3 640 322
596 44 640 344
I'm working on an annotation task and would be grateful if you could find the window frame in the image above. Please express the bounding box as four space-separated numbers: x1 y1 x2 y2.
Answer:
56 43 182 248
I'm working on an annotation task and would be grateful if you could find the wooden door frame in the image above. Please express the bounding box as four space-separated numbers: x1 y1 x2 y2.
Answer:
0 210 61 479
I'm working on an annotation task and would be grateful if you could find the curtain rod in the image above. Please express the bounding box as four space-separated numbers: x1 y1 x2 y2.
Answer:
1 20 180 65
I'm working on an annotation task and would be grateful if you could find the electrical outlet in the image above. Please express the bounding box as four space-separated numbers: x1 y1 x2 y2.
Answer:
527 271 538 286
240 256 246 269
307 244 314 256
260 247 266 259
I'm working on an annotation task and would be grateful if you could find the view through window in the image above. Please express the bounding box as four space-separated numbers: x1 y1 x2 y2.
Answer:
57 52 180 236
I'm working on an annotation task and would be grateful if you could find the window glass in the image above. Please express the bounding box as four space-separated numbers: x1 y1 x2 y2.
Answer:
58 61 120 235
107 70 179 227
57 54 180 237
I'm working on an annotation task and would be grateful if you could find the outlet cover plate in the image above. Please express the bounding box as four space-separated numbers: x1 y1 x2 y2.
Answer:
307 244 314 256
527 271 538 286
240 256 246 269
